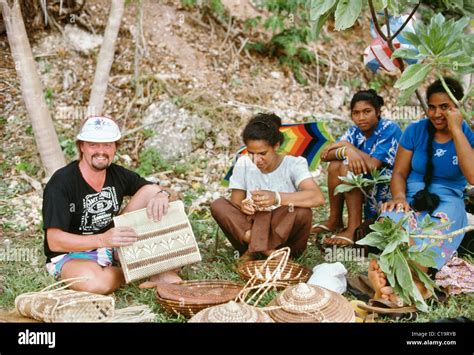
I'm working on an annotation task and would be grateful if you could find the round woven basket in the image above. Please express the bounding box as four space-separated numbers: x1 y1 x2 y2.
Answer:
155 280 244 318
236 260 312 288
188 301 274 323
267 283 355 323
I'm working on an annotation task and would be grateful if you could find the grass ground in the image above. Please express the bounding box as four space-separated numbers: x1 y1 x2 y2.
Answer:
1 183 472 323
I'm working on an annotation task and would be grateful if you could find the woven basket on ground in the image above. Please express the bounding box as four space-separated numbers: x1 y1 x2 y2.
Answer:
188 300 274 323
267 283 355 323
237 260 312 288
156 280 244 318
13 278 156 323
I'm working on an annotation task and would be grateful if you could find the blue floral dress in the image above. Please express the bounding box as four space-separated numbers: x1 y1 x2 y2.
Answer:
339 118 402 219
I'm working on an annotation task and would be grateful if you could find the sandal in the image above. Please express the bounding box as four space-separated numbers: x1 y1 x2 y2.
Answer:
322 234 354 247
358 298 418 320
311 223 338 234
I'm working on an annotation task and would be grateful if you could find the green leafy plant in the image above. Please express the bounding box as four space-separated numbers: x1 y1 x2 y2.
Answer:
357 215 442 311
334 168 391 210
392 13 473 125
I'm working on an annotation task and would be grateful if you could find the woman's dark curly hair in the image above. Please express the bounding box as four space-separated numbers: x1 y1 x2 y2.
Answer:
242 113 284 146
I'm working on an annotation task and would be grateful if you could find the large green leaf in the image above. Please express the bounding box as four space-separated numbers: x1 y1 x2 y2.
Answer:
392 48 420 61
334 183 358 195
309 0 337 20
394 63 433 90
407 248 438 268
309 11 331 41
356 231 388 250
334 0 362 31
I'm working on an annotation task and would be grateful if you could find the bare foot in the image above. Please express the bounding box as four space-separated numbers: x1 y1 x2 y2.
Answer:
311 220 343 234
368 260 431 307
323 228 356 246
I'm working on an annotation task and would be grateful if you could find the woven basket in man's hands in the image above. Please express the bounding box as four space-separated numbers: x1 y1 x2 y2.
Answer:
236 260 312 288
155 280 243 318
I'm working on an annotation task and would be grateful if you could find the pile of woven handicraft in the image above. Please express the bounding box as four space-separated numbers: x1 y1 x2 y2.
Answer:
187 247 356 323
0 278 155 323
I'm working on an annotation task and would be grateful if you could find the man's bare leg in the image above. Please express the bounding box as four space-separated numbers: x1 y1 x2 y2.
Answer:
60 259 125 295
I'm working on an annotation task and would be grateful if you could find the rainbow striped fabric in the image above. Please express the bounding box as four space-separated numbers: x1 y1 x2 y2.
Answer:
222 121 334 186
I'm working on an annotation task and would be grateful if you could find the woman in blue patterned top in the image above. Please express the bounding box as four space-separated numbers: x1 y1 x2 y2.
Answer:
314 89 402 246
369 77 474 305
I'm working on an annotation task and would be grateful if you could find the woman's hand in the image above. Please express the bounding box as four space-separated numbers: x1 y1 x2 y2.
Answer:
250 190 276 209
346 148 368 175
321 141 351 160
381 198 411 213
240 198 256 215
445 107 463 133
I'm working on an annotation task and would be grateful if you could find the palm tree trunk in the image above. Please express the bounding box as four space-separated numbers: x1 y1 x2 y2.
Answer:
1 0 66 178
87 0 125 116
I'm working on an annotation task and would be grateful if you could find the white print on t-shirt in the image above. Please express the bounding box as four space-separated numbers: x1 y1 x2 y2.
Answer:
453 156 458 165
434 149 447 157
80 186 119 233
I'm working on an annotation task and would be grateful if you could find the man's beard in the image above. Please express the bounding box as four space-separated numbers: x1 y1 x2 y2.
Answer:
91 154 111 170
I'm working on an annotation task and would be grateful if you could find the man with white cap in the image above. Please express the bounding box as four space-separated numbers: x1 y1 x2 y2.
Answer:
42 116 181 294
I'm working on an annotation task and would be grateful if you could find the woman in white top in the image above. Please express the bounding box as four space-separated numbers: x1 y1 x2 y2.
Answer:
211 113 325 260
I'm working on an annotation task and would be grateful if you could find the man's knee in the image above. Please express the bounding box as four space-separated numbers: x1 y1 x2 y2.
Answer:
63 268 119 295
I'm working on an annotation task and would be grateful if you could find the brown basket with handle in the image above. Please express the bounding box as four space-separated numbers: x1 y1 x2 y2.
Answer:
155 280 244 318
236 259 312 288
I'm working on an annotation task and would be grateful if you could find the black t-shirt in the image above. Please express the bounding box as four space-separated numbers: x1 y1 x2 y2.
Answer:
42 160 152 262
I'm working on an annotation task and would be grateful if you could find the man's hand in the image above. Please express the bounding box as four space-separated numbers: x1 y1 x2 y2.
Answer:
346 148 368 175
99 227 138 247
147 191 169 221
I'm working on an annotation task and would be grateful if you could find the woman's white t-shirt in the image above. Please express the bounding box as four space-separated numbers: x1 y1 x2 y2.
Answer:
229 155 312 196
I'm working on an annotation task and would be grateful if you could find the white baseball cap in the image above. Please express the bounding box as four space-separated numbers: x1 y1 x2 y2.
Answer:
76 116 121 142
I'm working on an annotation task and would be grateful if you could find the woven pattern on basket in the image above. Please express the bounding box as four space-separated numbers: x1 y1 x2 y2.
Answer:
188 301 274 323
237 260 312 288
267 283 355 323
15 285 115 323
114 201 202 283
155 280 244 318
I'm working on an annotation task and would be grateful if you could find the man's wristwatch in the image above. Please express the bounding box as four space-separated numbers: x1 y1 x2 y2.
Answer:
157 190 171 198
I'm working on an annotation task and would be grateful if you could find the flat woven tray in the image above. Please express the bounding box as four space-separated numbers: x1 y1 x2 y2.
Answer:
236 260 312 288
114 201 202 283
155 280 244 318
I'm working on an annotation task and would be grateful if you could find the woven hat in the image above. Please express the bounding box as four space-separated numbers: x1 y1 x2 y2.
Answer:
76 116 121 142
188 301 274 323
268 283 355 323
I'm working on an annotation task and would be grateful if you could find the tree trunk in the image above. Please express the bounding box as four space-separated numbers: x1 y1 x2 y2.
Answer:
87 0 125 116
1 0 66 178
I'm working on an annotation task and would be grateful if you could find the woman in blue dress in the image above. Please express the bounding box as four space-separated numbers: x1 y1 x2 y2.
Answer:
370 77 474 303
314 89 402 246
